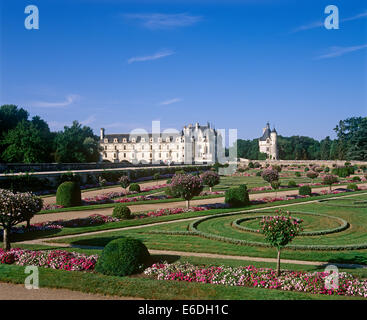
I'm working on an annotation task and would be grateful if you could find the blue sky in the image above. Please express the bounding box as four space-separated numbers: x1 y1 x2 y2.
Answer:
0 0 366 140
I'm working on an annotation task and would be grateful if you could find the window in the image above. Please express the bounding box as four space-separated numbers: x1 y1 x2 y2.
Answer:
142 145 144 150
177 145 179 150
150 138 153 143
104 138 108 143
123 145 126 150
104 146 107 150
132 138 136 143
142 153 144 158
124 153 126 158
123 138 127 143
166 137 170 142
141 138 145 143
114 138 118 143
114 145 117 150
158 138 162 142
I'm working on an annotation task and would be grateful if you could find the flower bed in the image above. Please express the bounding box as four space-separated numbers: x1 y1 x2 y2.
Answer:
0 248 98 271
144 262 367 298
146 207 207 218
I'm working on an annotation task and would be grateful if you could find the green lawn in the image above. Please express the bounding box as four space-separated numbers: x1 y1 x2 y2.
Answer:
50 192 367 265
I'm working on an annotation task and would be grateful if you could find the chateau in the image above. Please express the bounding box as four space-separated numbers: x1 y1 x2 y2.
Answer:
100 122 224 164
258 122 278 160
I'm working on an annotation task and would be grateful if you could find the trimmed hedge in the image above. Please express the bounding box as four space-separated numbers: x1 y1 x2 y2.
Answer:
95 237 150 276
299 185 312 196
112 204 132 219
56 181 81 207
188 211 367 251
129 183 141 193
225 185 250 207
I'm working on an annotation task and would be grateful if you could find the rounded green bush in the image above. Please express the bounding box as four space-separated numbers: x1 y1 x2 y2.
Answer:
288 180 297 188
56 181 81 207
129 183 141 193
112 204 132 219
95 238 150 276
352 176 361 182
295 171 301 177
347 183 359 191
225 184 250 207
299 185 312 196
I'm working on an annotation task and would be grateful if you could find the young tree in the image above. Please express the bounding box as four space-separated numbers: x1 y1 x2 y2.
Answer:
306 171 319 183
200 171 220 192
119 175 130 193
153 173 161 185
270 180 281 197
322 175 339 192
0 189 43 250
260 211 303 276
261 168 279 186
168 174 203 208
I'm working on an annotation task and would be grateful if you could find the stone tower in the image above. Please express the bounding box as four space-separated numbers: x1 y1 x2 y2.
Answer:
258 123 278 160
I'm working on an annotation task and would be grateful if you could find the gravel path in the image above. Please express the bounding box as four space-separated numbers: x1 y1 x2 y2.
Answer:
31 183 367 224
0 282 143 300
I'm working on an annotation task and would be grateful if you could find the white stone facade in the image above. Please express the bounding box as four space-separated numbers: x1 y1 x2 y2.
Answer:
258 123 278 160
100 123 224 165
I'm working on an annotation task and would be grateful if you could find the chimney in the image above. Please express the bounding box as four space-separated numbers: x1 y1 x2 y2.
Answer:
100 128 105 140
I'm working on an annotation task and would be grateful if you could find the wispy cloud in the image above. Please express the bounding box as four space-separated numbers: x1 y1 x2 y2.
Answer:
123 13 202 29
80 114 96 126
315 44 367 59
127 50 174 64
292 10 367 33
159 98 182 105
32 94 80 108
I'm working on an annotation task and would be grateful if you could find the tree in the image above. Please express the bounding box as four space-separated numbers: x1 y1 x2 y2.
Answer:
0 189 43 250
322 175 339 191
1 117 54 163
54 121 100 162
0 105 30 162
200 171 220 192
153 173 160 185
168 174 203 208
306 171 319 183
261 169 279 186
119 176 130 193
260 210 303 276
270 180 281 197
320 136 332 160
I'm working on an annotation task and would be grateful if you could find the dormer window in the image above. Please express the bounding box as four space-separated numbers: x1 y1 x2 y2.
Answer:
166 137 170 142
141 138 145 143
104 138 108 143
114 138 118 143
150 138 153 143
123 138 127 143
158 138 162 142
132 138 136 143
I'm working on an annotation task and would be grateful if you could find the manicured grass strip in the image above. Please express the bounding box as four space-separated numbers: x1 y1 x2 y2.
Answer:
0 264 362 300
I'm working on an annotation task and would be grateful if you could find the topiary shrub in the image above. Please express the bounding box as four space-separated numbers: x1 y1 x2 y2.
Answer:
56 181 81 207
347 183 359 191
95 238 150 276
129 183 141 193
324 167 330 173
304 167 309 172
299 185 312 196
112 204 132 219
225 184 250 207
256 171 262 177
352 176 361 182
295 171 301 177
288 180 297 188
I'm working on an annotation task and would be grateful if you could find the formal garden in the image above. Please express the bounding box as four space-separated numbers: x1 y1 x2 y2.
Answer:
1 162 367 299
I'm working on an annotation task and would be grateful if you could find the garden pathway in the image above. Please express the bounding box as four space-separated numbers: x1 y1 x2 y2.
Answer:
0 282 143 300
31 183 367 224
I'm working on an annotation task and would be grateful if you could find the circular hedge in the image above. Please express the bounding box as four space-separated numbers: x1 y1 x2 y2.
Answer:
56 181 81 207
95 237 150 276
129 183 141 193
112 204 132 219
232 211 349 237
299 185 312 196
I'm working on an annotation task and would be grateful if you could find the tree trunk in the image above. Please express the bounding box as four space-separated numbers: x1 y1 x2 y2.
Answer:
210 187 212 192
3 228 10 251
276 249 281 276
186 200 190 209
26 219 31 229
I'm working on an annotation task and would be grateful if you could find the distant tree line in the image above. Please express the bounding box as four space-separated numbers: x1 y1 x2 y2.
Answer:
234 117 367 161
0 105 101 163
